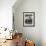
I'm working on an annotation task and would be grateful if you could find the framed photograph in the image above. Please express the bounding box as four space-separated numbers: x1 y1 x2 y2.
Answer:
23 12 35 27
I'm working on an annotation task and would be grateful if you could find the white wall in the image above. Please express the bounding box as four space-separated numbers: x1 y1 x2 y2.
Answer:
0 0 16 30
41 0 46 46
13 0 41 46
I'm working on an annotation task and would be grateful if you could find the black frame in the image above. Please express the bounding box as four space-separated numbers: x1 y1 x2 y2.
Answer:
23 12 35 27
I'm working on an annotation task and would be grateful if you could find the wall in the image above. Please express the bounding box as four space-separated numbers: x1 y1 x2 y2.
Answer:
13 0 41 46
0 0 16 30
41 0 46 46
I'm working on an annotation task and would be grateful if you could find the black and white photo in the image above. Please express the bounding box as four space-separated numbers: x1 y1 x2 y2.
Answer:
23 12 35 27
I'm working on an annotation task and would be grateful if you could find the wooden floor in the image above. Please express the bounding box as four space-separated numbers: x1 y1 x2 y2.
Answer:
0 39 16 46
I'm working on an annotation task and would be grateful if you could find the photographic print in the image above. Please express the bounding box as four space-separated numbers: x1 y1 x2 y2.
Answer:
23 12 35 27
